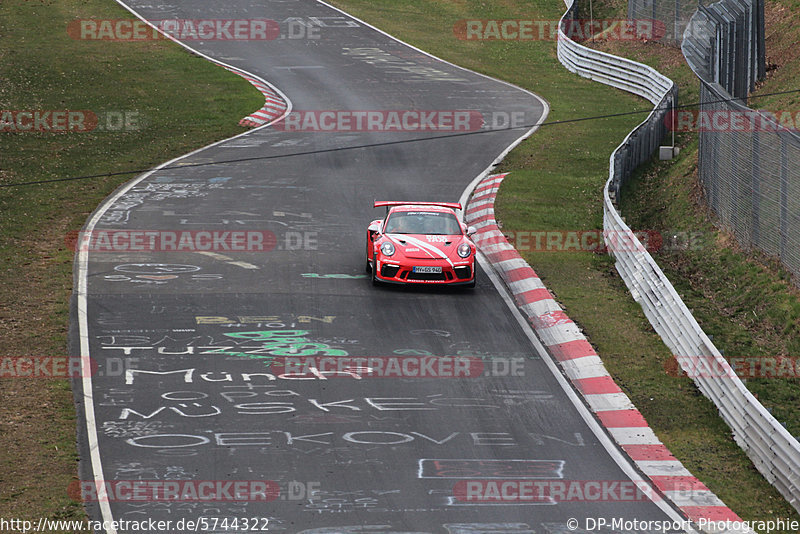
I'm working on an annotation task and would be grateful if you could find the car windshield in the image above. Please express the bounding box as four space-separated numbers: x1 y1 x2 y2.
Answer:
385 211 461 235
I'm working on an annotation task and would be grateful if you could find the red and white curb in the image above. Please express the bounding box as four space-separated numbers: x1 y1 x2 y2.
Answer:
466 173 752 534
223 66 288 128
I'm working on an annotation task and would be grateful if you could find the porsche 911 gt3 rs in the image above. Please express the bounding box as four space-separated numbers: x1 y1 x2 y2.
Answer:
366 201 477 287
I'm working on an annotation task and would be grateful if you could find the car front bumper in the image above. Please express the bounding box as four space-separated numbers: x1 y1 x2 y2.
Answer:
374 258 475 285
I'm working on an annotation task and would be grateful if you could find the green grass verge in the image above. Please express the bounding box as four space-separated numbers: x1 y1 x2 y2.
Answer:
0 0 262 526
329 0 800 526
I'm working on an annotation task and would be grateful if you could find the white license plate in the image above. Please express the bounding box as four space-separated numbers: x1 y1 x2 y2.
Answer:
413 266 442 273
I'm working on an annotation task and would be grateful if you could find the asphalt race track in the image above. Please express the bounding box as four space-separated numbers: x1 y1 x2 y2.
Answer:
69 1 690 532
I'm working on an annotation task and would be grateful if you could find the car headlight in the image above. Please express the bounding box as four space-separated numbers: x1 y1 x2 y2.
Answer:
458 243 472 258
381 241 395 256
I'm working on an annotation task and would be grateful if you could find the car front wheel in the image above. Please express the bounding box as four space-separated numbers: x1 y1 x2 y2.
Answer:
371 254 380 286
466 267 477 289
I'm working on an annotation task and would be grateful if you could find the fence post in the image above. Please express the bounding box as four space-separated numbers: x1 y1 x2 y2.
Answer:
780 137 788 260
751 129 760 246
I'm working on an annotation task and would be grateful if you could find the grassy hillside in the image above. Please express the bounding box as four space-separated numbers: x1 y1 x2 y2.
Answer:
0 0 262 525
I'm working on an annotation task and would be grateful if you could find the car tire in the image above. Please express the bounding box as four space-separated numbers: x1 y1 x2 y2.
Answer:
365 233 373 273
466 268 477 289
371 255 380 286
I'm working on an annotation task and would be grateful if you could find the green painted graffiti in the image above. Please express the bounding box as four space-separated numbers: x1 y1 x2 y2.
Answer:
301 273 368 279
222 330 348 369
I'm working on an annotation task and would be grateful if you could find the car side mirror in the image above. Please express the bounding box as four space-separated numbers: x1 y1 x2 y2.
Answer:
368 221 382 239
467 225 477 236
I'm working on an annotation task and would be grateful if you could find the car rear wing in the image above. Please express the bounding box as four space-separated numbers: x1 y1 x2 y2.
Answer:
373 201 462 214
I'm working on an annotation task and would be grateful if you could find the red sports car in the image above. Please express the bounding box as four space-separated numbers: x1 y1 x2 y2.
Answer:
366 201 477 287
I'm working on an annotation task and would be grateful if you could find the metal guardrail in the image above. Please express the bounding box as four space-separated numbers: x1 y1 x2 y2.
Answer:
558 0 800 515
557 0 677 204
